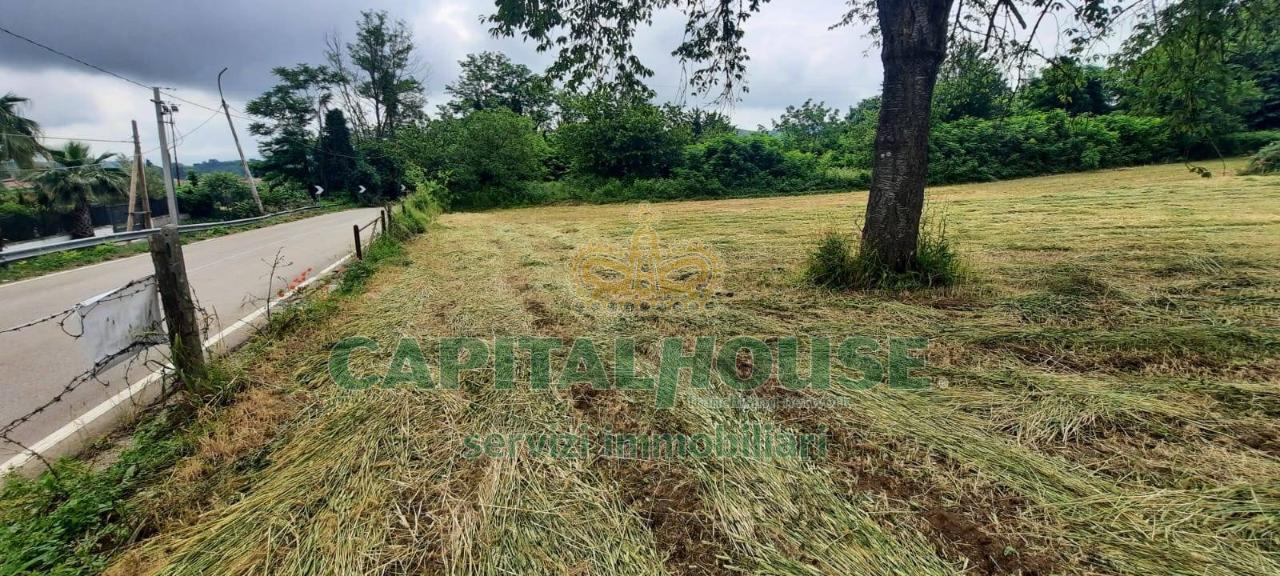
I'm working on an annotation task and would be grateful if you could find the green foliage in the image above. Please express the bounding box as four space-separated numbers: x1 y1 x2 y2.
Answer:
0 408 190 575
488 0 764 99
33 142 126 239
769 99 845 154
444 52 556 130
0 200 39 242
0 93 45 170
824 97 880 169
395 109 548 209
555 95 688 179
926 112 1176 183
33 143 126 207
177 172 256 219
346 10 426 136
679 133 854 195
1213 130 1280 155
933 42 1011 121
317 109 359 199
1234 9 1280 130
246 64 334 186
662 105 735 142
1240 141 1280 174
354 138 404 204
337 182 437 294
1113 0 1265 144
1017 58 1114 116
187 159 247 177
258 181 313 212
804 230 860 289
806 215 965 291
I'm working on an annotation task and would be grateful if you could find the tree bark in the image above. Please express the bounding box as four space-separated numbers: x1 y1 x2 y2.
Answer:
861 0 954 272
70 197 95 239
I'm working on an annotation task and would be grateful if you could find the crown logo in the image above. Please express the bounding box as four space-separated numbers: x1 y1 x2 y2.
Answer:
570 206 722 310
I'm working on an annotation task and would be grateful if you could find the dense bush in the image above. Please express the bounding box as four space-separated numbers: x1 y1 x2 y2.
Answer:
681 134 798 189
1240 141 1280 175
395 109 547 209
259 181 313 212
555 97 688 179
805 216 964 291
926 112 1178 184
0 200 40 242
1214 130 1280 156
176 172 256 220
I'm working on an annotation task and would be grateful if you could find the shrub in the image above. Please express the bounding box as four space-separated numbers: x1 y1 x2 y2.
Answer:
555 96 689 179
176 172 255 220
806 214 965 291
925 111 1183 184
804 230 860 288
1094 114 1176 165
0 200 40 242
1219 131 1280 156
259 181 313 212
395 109 548 209
684 134 790 189
1240 141 1280 175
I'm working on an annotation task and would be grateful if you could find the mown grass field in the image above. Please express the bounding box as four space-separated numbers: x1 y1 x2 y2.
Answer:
105 161 1279 575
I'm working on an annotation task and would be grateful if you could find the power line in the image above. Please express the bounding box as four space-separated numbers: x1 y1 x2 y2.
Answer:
16 160 123 174
161 91 255 123
0 132 132 144
171 110 222 147
0 24 152 91
6 107 223 177
0 23 256 123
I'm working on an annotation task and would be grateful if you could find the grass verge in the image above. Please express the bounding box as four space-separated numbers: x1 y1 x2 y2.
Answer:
0 192 437 574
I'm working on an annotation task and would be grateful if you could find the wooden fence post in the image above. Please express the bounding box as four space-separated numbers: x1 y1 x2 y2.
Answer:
149 226 207 392
380 209 388 236
353 224 363 260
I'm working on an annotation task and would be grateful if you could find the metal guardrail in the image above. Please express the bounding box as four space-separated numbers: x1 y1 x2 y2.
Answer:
0 206 322 265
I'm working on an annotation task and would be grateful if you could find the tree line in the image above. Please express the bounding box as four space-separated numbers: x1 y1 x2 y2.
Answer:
240 5 1276 213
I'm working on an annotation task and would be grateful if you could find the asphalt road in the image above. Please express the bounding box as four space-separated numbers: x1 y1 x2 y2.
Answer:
0 207 382 460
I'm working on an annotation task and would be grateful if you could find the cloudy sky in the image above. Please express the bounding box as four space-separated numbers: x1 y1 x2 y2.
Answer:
1 1 1110 163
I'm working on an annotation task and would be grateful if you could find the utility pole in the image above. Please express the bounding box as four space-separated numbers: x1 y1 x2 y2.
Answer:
125 124 139 232
165 103 181 185
149 226 209 392
218 67 264 214
131 120 153 229
152 87 179 224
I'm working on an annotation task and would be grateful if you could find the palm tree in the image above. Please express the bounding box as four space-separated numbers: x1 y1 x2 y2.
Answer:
0 93 45 169
34 142 125 239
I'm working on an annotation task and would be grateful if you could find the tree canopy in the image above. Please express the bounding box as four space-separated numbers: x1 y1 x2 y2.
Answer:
0 93 44 170
444 52 556 130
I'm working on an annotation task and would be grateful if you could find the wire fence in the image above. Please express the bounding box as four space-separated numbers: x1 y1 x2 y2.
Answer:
0 276 214 474
1 206 391 476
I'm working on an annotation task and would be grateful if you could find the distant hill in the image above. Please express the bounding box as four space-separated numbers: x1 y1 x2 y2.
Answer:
187 159 247 177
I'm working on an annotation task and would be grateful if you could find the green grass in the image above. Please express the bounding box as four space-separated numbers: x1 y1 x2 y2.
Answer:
0 195 437 576
0 405 192 574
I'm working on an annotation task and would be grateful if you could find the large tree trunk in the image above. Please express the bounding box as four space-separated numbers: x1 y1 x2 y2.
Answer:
861 0 954 272
70 197 95 239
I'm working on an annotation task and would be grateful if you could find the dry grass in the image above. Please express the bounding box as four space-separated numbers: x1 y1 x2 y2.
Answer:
111 160 1280 574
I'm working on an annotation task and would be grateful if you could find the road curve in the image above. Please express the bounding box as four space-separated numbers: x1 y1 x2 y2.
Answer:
0 207 382 459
